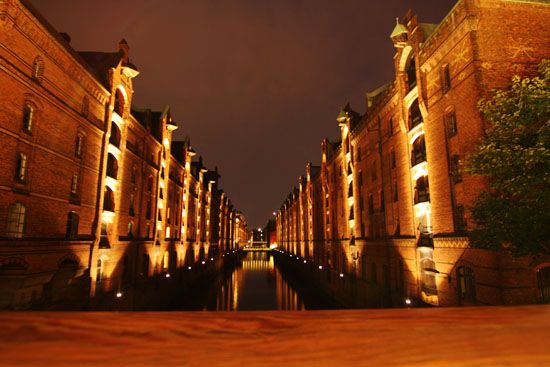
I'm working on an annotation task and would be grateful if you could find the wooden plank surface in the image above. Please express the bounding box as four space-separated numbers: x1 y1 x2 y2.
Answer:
0 306 549 366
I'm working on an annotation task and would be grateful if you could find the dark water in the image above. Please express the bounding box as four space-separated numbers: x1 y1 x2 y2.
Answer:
180 251 334 311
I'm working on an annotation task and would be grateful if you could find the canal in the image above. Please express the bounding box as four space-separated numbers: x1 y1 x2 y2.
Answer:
177 251 337 311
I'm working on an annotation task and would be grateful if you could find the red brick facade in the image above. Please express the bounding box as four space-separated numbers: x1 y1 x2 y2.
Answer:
0 0 248 309
276 0 550 306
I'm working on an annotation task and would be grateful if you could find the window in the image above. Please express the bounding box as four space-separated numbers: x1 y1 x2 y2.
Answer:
450 155 462 183
146 197 152 219
75 135 84 158
128 221 134 238
106 153 118 179
81 96 90 118
390 149 396 169
411 135 427 166
32 56 44 81
393 180 399 202
129 194 135 217
165 226 171 239
454 205 467 232
145 223 151 239
109 123 121 148
16 153 28 182
131 166 137 184
96 259 102 283
114 89 124 116
162 252 169 271
103 187 115 212
66 211 79 239
6 203 26 238
409 100 423 130
407 58 417 90
457 266 476 304
446 111 458 137
22 104 34 132
71 174 79 195
441 64 451 94
421 258 438 296
358 170 363 187
388 118 394 137
414 176 430 204
356 146 362 161
537 266 550 303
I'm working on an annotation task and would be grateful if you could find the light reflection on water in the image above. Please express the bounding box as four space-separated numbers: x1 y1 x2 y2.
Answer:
189 252 307 311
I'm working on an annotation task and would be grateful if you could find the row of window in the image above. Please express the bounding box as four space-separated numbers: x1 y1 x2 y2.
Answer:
4 203 80 239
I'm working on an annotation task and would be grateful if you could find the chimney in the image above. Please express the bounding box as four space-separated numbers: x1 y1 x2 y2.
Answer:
118 39 130 63
59 32 71 44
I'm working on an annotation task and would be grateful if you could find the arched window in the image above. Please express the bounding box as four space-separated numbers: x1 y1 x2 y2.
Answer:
32 56 44 81
109 122 121 148
103 187 115 212
421 258 437 296
106 153 118 179
22 103 34 133
409 100 423 130
15 153 28 182
66 211 79 239
411 135 427 166
6 203 26 238
113 89 124 116
414 176 430 204
457 266 476 304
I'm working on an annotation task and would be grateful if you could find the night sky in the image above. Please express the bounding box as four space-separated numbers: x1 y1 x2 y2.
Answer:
32 0 456 228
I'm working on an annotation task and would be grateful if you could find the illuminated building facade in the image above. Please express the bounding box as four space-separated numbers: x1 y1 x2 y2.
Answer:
0 0 247 309
276 0 550 306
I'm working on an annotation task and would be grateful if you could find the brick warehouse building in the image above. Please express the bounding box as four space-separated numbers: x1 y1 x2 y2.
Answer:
276 0 550 307
0 0 248 309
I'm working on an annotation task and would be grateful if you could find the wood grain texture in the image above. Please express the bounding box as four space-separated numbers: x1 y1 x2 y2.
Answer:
0 306 549 367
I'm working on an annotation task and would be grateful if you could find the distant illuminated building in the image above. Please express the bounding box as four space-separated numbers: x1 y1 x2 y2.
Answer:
276 0 550 307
